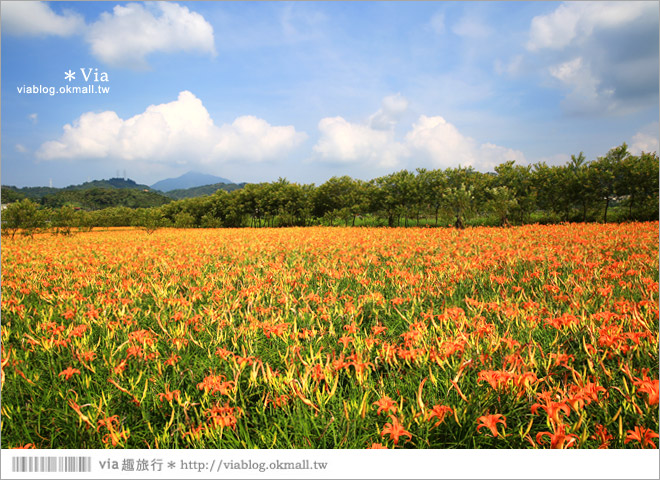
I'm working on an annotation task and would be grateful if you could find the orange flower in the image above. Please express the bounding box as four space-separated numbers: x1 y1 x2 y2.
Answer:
380 415 412 445
590 424 613 449
372 396 397 416
338 335 353 349
367 442 387 449
478 370 513 390
476 414 506 438
427 404 453 427
158 385 180 403
635 379 659 406
197 374 235 395
536 424 578 449
58 367 80 380
163 354 180 367
97 415 120 432
624 426 659 449
531 392 571 427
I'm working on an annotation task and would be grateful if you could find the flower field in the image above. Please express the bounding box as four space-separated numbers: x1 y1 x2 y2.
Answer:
1 223 658 449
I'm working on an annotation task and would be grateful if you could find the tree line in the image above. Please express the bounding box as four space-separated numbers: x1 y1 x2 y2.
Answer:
2 143 657 237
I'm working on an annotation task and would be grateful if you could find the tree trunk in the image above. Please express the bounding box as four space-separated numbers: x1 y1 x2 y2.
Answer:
603 197 610 223
628 194 634 220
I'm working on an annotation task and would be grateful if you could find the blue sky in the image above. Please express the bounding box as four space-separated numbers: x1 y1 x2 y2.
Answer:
2 1 658 188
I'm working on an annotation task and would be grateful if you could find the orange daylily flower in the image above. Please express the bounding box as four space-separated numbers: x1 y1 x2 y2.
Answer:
58 367 80 380
158 385 180 403
380 415 412 445
531 392 571 427
590 424 613 449
97 415 120 432
427 404 453 427
635 379 659 406
373 396 398 416
476 414 506 438
624 426 659 449
536 424 578 449
368 442 387 449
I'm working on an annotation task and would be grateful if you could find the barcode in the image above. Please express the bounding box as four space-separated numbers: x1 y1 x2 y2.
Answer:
11 456 92 473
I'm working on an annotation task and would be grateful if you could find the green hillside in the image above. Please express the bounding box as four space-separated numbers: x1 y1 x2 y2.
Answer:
41 187 172 210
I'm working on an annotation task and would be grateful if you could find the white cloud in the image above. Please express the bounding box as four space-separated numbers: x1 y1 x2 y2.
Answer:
1 1 84 36
86 3 216 69
2 2 216 69
314 116 407 168
38 110 123 160
527 2 654 51
630 124 659 155
405 115 525 171
548 57 615 114
37 91 306 165
213 116 307 163
368 93 409 130
313 96 524 172
526 1 658 116
15 144 28 153
28 113 38 124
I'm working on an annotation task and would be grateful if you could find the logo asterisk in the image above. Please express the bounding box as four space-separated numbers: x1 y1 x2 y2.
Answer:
167 461 176 469
64 69 76 82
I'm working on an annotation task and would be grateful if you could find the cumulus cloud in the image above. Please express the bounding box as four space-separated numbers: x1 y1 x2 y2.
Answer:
548 57 615 115
630 124 659 155
2 2 215 69
368 94 409 130
1 1 84 36
313 96 524 171
213 116 308 163
526 1 658 115
527 2 653 51
314 116 407 168
86 2 216 69
37 91 306 164
405 115 525 171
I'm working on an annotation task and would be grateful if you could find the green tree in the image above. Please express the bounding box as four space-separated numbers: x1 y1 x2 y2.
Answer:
417 168 446 226
1 198 47 238
487 186 518 226
588 144 629 223
493 161 536 224
52 205 76 235
133 208 166 234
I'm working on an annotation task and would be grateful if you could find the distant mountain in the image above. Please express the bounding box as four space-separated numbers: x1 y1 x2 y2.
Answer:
165 182 246 200
151 171 233 192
